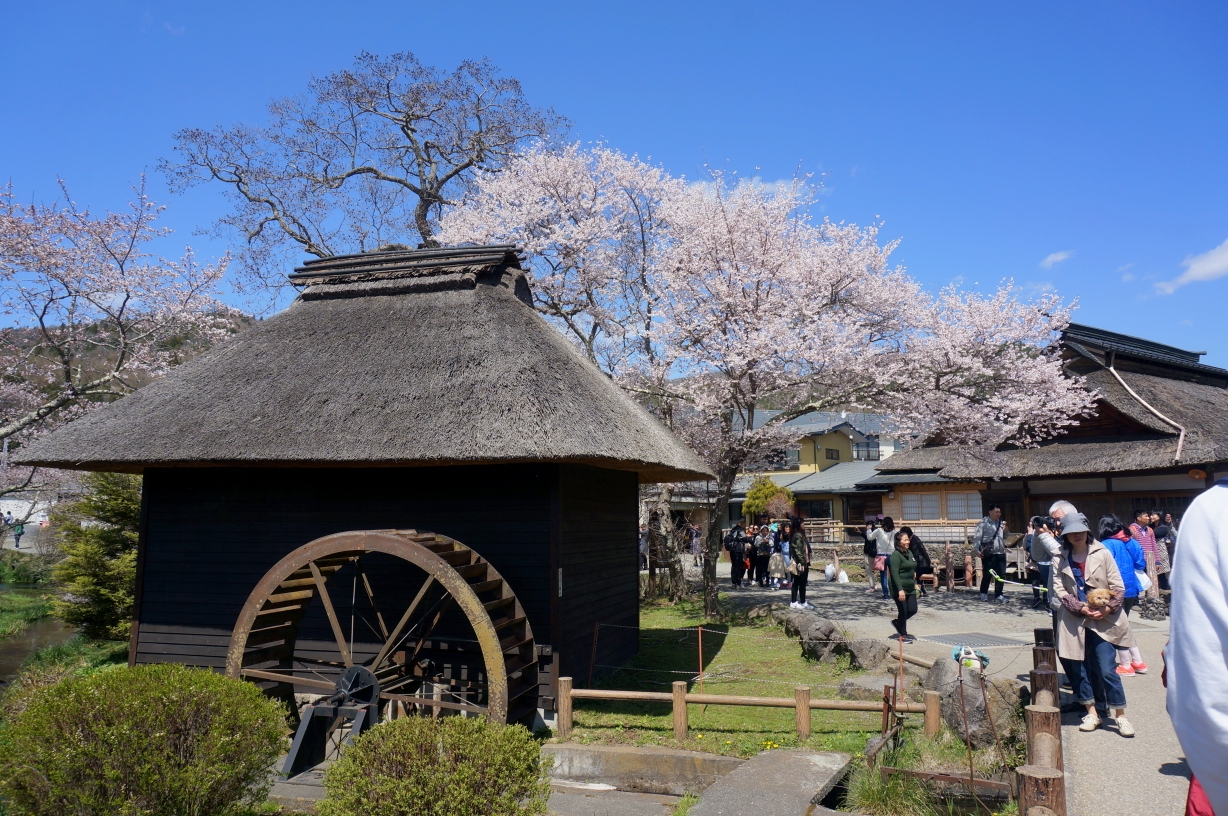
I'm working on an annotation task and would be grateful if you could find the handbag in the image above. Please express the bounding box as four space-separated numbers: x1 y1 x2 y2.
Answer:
788 560 804 576
873 555 887 572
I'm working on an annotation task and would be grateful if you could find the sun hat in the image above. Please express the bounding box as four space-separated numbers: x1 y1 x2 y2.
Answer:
1059 512 1092 536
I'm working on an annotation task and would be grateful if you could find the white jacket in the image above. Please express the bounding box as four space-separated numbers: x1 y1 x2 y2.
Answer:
1167 482 1228 815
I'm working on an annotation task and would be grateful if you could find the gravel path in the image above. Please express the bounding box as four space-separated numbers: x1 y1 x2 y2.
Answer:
688 561 1191 813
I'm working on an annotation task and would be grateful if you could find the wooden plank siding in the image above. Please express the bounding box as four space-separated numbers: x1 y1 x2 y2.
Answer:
557 465 640 686
132 463 641 711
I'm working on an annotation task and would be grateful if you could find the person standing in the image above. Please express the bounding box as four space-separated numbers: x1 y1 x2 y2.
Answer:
755 528 773 588
887 529 919 642
1051 513 1134 736
1027 516 1062 610
788 520 813 610
1096 514 1148 676
12 520 23 549
1130 508 1159 581
874 517 895 600
1167 478 1228 815
726 525 746 587
901 526 931 597
768 544 787 589
975 504 1008 603
863 520 879 594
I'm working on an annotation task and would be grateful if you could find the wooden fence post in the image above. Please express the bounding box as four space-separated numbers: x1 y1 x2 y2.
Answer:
557 677 573 739
964 554 975 588
795 686 811 740
1025 704 1063 771
924 690 942 738
1032 646 1056 671
1030 667 1059 709
880 685 892 736
1017 765 1066 816
672 681 688 741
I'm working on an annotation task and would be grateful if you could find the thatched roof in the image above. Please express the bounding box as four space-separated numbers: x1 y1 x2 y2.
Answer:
880 327 1228 480
16 246 712 482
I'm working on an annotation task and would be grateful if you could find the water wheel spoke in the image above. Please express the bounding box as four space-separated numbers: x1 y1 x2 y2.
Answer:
308 561 353 667
405 597 454 669
355 562 390 640
379 690 486 715
372 576 437 670
241 667 335 691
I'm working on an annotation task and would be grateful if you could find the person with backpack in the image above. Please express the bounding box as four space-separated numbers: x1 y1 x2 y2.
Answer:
1096 514 1148 677
975 504 1008 603
12 520 24 549
725 525 747 587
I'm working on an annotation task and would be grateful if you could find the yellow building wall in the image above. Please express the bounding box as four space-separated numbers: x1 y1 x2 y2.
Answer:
798 431 855 473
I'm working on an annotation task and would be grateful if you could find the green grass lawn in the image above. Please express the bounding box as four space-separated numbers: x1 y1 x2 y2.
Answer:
565 598 892 759
0 590 53 637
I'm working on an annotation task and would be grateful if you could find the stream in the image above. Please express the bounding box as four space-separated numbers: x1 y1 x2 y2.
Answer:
0 586 75 684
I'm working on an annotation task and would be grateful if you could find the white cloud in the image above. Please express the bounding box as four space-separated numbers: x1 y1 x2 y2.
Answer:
1117 262 1134 272
1155 238 1228 295
1040 251 1073 269
1121 272 1135 282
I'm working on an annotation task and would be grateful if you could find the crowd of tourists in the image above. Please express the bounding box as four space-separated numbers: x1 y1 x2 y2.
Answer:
723 519 814 610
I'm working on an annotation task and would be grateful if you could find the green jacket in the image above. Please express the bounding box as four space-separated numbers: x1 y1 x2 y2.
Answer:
789 531 810 566
887 548 917 595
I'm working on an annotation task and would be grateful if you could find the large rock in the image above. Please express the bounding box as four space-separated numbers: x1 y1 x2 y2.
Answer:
925 658 1022 748
799 617 844 662
780 609 818 638
748 602 787 621
843 639 891 671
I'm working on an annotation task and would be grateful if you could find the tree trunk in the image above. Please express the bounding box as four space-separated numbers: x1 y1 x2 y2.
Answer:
654 484 688 602
703 474 736 617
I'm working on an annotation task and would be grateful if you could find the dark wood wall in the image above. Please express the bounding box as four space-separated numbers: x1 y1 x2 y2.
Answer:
132 463 639 710
557 465 640 684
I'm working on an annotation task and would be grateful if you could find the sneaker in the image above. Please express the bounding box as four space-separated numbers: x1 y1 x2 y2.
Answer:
801 602 815 610
1116 665 1136 677
1116 716 1136 737
903 634 916 643
1131 661 1149 674
789 602 800 609
1079 712 1101 732
997 596 1008 604
865 588 878 594
980 593 989 601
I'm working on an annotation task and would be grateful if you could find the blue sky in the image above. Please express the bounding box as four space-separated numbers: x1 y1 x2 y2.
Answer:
3 2 1226 362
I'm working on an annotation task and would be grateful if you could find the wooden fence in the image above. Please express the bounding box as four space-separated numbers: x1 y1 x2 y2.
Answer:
555 677 938 742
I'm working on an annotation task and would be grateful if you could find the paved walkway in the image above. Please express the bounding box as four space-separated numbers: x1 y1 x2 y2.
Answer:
695 561 1191 815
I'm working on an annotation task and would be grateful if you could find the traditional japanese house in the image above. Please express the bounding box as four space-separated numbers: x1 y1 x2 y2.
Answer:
870 323 1228 529
18 245 711 724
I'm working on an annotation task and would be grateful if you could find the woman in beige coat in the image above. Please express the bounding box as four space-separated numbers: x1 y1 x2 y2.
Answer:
1052 512 1135 737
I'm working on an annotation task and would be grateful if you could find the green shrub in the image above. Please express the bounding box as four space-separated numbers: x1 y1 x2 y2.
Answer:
0 550 52 585
319 716 552 816
0 663 287 816
50 471 141 640
0 592 51 638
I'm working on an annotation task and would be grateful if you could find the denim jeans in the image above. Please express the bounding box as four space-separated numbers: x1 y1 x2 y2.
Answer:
880 563 890 598
1060 629 1127 710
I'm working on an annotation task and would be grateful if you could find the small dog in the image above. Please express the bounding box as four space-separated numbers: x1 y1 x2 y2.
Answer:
1086 587 1113 610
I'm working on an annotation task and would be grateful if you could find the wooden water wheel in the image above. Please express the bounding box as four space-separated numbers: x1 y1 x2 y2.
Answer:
225 530 539 727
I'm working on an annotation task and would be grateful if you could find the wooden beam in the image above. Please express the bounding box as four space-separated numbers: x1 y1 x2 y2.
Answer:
309 561 352 667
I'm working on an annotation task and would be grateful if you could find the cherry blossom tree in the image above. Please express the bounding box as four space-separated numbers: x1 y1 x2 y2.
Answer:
440 145 1094 613
0 178 231 503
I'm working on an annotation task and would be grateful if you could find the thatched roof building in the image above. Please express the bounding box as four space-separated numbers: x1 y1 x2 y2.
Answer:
16 245 711 720
875 323 1228 524
18 245 709 483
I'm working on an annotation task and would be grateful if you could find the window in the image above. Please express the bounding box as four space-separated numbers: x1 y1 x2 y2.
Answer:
902 493 921 521
921 493 941 520
965 492 982 520
947 493 966 520
825 448 841 460
852 442 880 461
798 499 833 519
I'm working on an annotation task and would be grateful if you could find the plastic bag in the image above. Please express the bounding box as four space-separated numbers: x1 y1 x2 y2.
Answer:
824 564 836 582
1135 570 1153 592
837 570 849 583
952 645 990 671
